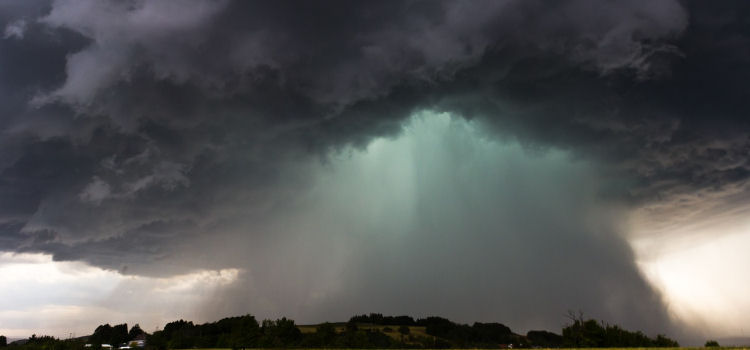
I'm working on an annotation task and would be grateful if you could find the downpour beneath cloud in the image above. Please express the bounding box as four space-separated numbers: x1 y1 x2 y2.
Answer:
2 0 750 344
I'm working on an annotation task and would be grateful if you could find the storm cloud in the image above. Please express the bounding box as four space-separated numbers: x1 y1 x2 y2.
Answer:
1 0 750 343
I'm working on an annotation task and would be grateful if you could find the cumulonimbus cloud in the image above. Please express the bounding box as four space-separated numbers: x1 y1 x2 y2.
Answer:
0 0 748 343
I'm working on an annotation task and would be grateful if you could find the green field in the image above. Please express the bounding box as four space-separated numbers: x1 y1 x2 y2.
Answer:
176 348 750 350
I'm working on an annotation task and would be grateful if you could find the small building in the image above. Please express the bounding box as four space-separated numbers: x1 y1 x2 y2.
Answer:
129 333 146 348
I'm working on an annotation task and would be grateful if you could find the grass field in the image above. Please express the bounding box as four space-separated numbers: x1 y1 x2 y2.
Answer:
179 325 750 350
178 348 750 350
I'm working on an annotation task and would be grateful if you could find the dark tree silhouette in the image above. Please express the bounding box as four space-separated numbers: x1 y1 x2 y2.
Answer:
705 340 720 347
129 324 144 340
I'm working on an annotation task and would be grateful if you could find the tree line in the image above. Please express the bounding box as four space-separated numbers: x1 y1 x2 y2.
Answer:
560 313 678 348
143 313 679 349
0 312 680 349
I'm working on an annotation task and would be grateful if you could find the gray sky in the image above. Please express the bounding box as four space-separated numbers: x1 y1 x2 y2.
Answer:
1 0 750 345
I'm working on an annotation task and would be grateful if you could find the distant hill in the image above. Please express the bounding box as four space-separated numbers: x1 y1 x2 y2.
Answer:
9 339 28 346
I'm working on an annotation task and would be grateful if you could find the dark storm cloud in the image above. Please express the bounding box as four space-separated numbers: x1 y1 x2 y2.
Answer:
1 0 749 341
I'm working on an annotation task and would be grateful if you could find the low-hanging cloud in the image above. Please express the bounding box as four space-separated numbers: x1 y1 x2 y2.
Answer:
199 113 673 335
